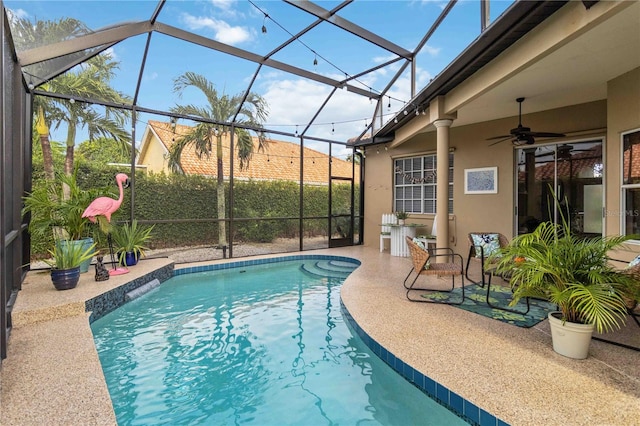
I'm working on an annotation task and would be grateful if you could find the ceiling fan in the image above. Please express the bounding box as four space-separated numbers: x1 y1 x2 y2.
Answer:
488 97 565 146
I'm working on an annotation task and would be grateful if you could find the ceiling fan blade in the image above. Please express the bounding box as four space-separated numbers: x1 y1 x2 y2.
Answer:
488 137 511 146
486 135 511 140
529 131 565 138
487 98 568 144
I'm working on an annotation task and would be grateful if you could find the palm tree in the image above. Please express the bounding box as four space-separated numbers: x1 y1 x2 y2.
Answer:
45 53 131 180
10 16 93 181
170 72 269 248
10 15 131 184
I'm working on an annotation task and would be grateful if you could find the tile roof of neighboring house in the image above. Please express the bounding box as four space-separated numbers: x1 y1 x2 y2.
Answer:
147 120 359 184
519 144 607 182
623 139 640 181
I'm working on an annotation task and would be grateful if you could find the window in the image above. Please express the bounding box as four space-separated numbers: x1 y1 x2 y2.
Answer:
394 153 453 214
621 129 640 237
517 141 603 236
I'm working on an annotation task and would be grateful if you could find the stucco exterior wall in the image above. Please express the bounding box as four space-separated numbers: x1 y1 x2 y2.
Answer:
606 67 640 243
364 101 608 256
139 132 170 174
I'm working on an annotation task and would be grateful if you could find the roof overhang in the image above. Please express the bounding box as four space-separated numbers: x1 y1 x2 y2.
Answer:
353 0 569 147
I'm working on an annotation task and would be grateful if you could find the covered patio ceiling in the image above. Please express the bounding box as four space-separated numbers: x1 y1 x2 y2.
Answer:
375 0 640 146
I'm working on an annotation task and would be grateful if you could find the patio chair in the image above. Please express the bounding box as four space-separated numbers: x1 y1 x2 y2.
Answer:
593 256 640 351
465 232 529 314
403 236 465 304
621 256 640 327
380 213 397 252
465 232 510 287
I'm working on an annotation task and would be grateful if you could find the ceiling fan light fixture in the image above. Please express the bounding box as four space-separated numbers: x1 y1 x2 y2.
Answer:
513 134 534 146
488 97 565 147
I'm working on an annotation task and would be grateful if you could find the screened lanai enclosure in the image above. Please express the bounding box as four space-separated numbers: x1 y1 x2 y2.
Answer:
1 0 523 360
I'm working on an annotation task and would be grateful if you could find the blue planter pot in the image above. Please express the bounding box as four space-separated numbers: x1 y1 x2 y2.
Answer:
50 267 81 290
124 251 138 266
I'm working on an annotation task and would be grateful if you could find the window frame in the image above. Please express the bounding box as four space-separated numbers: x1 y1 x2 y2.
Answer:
621 128 640 241
393 152 454 214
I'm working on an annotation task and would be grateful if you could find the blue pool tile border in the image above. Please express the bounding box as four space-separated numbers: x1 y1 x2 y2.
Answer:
87 255 360 323
340 300 508 426
173 254 361 276
86 263 174 322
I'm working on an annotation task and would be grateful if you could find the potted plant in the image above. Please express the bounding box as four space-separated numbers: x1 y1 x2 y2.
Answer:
395 211 409 225
491 219 639 359
46 239 97 290
111 220 154 267
23 170 102 273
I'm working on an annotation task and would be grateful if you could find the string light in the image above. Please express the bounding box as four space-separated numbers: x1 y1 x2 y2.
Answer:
147 122 356 167
261 13 268 34
139 110 410 149
247 1 408 106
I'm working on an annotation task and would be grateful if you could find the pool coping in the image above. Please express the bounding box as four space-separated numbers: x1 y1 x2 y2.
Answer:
341 300 503 426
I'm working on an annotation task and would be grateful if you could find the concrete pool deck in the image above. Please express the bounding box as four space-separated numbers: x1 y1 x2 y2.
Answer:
1 246 638 425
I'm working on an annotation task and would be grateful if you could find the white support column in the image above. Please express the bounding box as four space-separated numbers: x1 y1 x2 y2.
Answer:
434 119 453 254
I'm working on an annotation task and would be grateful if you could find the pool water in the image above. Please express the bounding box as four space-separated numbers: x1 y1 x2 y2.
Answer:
91 258 469 425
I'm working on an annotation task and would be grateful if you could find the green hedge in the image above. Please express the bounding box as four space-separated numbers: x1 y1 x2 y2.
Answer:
30 168 358 256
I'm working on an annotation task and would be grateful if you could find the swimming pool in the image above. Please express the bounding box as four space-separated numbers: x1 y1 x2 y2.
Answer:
91 256 470 425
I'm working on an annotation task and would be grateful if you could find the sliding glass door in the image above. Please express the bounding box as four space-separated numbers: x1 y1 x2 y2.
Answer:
516 140 603 237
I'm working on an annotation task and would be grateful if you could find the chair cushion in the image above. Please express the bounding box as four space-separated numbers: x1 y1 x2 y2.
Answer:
412 238 430 269
628 254 640 268
471 233 501 258
412 237 426 250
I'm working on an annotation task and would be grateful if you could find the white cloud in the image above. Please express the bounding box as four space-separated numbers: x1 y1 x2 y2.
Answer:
210 0 235 12
145 72 158 81
260 77 376 146
7 8 29 20
104 47 117 61
181 13 252 45
421 45 441 56
256 55 434 147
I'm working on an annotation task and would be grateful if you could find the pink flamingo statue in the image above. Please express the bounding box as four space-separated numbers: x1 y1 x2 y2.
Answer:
82 173 130 276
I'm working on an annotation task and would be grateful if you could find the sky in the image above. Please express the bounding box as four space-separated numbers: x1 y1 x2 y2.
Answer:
6 0 514 158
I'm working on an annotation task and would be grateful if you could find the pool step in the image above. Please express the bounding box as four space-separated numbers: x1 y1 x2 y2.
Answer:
299 260 358 279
